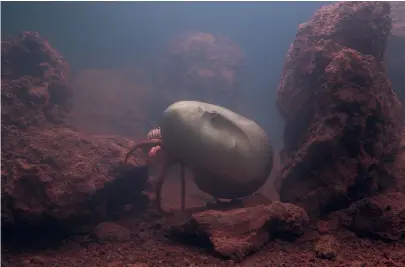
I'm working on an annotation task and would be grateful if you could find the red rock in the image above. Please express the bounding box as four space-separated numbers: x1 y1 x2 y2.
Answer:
1 126 149 228
168 201 309 260
1 32 150 233
1 31 73 128
1 31 69 83
342 192 405 241
370 3 405 202
277 1 403 218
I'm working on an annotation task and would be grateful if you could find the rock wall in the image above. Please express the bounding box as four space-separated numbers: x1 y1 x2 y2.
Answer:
338 2 405 242
276 2 403 218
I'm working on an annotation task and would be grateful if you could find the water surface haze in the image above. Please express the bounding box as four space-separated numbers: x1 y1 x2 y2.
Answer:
2 1 331 149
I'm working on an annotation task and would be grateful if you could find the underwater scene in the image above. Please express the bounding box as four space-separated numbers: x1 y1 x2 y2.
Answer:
1 1 405 266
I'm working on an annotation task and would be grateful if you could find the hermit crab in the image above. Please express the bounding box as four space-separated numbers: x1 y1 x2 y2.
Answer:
124 101 274 212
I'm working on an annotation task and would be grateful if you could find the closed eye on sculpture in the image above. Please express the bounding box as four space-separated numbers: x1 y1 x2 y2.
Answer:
208 111 249 150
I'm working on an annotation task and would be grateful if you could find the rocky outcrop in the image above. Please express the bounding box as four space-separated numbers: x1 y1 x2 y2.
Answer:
168 201 309 260
1 126 149 228
1 32 149 234
342 192 405 241
340 126 405 241
277 2 403 218
1 31 73 128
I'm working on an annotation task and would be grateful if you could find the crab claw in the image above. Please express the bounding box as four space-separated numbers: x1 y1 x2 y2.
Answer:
148 145 162 157
124 139 163 163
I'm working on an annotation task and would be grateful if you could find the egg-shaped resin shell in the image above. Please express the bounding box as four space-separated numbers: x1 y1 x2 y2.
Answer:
160 101 273 199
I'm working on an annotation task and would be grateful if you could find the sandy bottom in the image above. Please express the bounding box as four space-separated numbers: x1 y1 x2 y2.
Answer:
3 168 405 267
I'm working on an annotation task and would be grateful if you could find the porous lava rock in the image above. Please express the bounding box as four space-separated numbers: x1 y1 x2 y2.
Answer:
1 32 150 234
342 192 405 241
387 2 405 114
1 31 73 128
1 126 149 228
277 2 403 218
68 69 153 140
168 201 309 260
154 31 247 117
314 235 338 260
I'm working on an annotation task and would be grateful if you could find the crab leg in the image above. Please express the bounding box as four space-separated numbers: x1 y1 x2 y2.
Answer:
180 162 186 211
124 139 162 163
155 156 169 212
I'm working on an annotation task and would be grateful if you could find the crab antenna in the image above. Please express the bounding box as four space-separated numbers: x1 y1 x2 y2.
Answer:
124 139 163 163
147 120 159 130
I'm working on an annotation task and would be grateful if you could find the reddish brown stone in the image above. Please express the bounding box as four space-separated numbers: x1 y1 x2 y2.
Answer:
315 235 338 260
342 192 405 241
1 126 149 228
1 31 73 128
168 201 309 260
277 1 402 218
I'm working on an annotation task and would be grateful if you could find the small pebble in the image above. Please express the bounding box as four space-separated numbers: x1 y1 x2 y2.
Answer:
315 235 338 260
